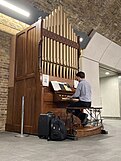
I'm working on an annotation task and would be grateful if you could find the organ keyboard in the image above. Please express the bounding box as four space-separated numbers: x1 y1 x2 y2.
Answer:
50 80 79 103
53 91 79 103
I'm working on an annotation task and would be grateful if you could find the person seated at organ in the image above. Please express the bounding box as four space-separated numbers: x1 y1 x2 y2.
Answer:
67 71 91 126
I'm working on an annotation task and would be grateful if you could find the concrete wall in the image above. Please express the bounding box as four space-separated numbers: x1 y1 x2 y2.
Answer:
100 76 120 117
83 32 121 71
81 32 121 117
118 77 121 117
79 56 101 107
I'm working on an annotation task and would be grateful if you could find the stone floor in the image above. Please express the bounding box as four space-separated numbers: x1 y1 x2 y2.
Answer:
0 119 121 161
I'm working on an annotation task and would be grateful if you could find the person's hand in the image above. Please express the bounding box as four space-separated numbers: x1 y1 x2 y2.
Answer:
67 95 72 99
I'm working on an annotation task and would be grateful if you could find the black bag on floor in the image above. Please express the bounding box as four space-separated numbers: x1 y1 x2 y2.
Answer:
50 117 67 141
38 112 55 139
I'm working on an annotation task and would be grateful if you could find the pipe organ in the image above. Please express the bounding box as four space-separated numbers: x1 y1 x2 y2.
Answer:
6 6 102 137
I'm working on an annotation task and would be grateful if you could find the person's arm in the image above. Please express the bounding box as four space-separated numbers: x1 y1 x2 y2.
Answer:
71 83 81 98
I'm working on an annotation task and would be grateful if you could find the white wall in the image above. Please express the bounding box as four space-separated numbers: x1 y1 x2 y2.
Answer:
100 76 120 117
118 78 121 116
80 32 121 117
79 57 102 107
83 32 121 71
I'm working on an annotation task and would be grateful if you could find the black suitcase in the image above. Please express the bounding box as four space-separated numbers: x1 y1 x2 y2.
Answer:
38 113 55 139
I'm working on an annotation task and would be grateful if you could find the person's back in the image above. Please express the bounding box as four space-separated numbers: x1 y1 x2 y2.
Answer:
79 79 91 102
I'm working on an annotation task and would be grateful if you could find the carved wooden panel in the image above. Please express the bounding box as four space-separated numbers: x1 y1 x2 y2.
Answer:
26 27 36 75
16 32 26 77
6 21 41 134
24 78 36 131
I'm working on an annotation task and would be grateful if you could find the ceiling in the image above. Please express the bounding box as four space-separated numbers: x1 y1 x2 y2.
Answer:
99 66 118 78
0 0 48 24
0 0 121 47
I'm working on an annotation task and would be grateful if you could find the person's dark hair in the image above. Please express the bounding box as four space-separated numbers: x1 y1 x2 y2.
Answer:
76 71 85 78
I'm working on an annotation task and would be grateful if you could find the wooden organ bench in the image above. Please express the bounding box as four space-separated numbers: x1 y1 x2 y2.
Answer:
66 106 104 139
66 106 103 126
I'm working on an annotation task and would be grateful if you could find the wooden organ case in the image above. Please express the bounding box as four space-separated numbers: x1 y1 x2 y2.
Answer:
6 6 79 134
